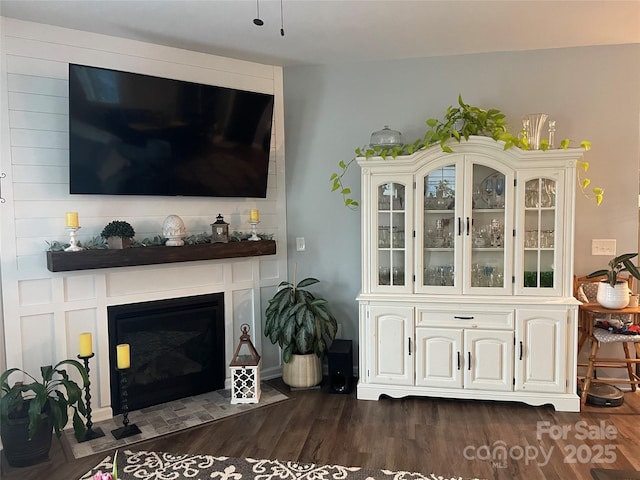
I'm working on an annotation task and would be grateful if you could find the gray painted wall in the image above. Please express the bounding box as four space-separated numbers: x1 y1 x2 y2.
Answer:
283 45 640 364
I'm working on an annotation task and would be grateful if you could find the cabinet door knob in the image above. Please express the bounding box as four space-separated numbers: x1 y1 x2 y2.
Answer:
457 351 461 370
519 341 523 360
468 352 472 370
454 316 474 320
457 217 462 236
466 217 470 235
408 337 412 355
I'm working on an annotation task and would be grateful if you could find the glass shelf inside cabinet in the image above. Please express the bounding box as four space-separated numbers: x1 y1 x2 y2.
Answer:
469 165 507 288
422 166 456 287
522 178 557 289
377 182 406 287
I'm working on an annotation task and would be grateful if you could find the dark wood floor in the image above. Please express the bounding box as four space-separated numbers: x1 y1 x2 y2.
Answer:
2 378 639 480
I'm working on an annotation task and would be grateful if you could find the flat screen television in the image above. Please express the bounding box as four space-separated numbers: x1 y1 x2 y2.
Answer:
69 63 274 197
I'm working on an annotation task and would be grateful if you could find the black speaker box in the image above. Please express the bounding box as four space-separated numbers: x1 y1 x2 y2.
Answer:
327 339 353 394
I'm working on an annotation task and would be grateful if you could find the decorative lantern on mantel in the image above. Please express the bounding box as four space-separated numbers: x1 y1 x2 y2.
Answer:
230 324 261 404
211 214 229 243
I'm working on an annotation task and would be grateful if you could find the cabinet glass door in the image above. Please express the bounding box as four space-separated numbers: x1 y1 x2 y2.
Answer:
421 164 458 290
520 177 560 293
376 181 410 291
468 163 511 293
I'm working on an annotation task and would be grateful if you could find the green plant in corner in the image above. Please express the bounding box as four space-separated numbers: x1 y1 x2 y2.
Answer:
1 359 88 442
330 95 602 208
586 252 640 288
264 275 338 363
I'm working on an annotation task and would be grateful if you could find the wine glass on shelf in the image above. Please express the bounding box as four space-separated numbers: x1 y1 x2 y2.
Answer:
495 177 505 208
485 178 494 208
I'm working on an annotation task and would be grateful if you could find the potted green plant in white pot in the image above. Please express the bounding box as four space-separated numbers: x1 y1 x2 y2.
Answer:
0 360 88 467
264 272 338 388
101 220 135 249
587 252 640 309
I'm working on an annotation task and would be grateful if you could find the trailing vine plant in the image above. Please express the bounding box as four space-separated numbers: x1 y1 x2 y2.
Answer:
330 95 601 209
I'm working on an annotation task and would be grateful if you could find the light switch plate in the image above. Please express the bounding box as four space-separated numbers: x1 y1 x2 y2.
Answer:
296 237 305 251
592 239 616 256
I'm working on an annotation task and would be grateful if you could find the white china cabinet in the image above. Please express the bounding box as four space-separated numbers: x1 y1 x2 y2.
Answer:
357 136 583 412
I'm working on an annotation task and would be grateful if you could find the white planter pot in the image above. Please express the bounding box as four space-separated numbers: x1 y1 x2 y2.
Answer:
596 281 630 309
282 353 322 388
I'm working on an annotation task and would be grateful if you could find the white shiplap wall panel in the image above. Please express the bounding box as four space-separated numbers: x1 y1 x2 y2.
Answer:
16 254 50 277
6 54 68 79
11 146 68 165
8 91 67 114
10 111 67 131
12 165 66 183
16 236 53 257
1 17 287 417
7 73 67 97
12 182 67 200
10 128 68 149
4 22 276 80
6 35 276 94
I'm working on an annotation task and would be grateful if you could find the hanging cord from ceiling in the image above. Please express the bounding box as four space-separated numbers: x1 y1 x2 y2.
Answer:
253 0 264 26
252 0 285 37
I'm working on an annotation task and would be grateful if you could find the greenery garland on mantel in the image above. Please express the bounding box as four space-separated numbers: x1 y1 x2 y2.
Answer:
46 231 274 252
330 95 600 209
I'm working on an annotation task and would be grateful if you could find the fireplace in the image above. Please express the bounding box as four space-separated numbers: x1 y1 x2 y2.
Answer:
108 293 225 415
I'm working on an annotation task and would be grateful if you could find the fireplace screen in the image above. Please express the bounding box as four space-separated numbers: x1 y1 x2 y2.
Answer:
108 293 225 415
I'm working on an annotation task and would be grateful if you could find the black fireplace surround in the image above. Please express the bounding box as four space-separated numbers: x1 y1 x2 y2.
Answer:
108 293 225 415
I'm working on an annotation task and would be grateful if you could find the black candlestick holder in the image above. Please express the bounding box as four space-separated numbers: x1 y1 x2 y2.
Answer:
77 353 105 442
111 368 141 440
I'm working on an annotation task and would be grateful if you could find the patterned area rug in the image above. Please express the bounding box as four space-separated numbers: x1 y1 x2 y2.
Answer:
80 450 485 480
67 383 289 459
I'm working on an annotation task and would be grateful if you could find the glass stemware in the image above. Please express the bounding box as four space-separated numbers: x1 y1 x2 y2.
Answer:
485 178 494 208
495 178 505 208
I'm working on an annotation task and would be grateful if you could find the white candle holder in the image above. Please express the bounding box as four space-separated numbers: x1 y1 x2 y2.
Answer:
248 221 260 241
64 227 84 252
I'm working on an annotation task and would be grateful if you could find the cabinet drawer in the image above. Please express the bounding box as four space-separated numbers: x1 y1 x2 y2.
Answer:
417 308 514 329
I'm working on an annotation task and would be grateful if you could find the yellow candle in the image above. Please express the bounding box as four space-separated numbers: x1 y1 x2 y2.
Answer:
250 209 259 222
65 212 79 228
79 332 92 357
116 343 130 369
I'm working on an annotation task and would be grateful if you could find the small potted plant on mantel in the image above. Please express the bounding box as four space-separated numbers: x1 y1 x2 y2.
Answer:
101 220 135 249
586 253 640 309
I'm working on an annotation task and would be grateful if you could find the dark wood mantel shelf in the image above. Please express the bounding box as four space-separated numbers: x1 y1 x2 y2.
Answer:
46 240 276 272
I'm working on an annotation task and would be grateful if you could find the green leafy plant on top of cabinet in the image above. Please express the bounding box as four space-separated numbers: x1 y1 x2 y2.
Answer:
330 95 600 209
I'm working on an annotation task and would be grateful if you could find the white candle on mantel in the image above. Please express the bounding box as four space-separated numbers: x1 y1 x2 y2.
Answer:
250 209 259 222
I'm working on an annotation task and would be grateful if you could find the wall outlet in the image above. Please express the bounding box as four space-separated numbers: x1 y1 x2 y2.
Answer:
591 239 616 256
296 237 305 251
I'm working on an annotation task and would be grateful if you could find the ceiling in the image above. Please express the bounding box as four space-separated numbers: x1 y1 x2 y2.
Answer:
0 0 639 67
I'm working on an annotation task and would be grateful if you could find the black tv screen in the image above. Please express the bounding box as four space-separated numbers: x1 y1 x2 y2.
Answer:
69 64 274 197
